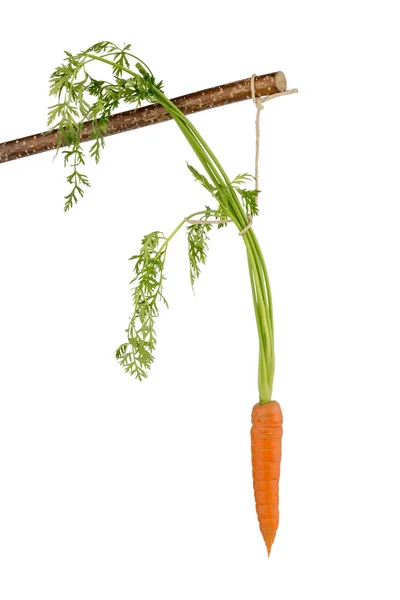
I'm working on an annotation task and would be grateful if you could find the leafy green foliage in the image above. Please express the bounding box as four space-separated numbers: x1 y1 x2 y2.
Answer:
48 42 163 211
186 163 215 195
231 173 260 216
185 165 261 286
236 187 260 216
62 141 90 211
115 231 168 380
187 163 260 219
48 42 272 394
186 163 228 228
231 173 254 185
187 207 214 287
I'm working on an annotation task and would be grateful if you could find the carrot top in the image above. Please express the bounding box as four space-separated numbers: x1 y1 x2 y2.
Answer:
47 41 275 402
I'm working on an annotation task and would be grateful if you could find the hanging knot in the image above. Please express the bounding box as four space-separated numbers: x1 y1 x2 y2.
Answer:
251 77 265 113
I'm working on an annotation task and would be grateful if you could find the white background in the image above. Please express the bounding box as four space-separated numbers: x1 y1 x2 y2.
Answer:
0 1 399 598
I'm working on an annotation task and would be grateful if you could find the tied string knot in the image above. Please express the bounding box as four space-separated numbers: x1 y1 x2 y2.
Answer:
185 75 298 232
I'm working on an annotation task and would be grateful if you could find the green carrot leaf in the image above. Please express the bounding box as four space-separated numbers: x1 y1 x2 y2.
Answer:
235 187 260 216
48 45 162 210
116 231 168 379
187 206 214 288
232 173 255 185
186 163 216 195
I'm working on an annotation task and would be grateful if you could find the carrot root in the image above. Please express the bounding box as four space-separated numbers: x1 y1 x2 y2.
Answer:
251 400 283 556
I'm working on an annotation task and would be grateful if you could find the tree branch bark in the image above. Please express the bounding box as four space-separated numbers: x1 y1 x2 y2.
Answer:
0 71 287 164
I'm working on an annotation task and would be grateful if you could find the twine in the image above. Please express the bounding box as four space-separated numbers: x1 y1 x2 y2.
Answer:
186 76 298 232
238 77 298 236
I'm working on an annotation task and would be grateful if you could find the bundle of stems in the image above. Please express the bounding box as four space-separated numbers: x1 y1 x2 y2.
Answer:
47 42 275 403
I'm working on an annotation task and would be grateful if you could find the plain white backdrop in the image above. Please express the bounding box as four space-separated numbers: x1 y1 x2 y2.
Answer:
1 1 399 598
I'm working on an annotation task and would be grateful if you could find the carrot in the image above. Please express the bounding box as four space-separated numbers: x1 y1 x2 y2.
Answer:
49 43 283 556
251 400 283 556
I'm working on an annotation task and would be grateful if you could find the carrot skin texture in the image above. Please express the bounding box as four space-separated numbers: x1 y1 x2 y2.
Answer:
251 401 283 556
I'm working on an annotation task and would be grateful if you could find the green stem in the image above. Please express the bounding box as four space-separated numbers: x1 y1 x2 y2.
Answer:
153 209 215 261
84 53 275 402
151 87 275 402
85 52 154 78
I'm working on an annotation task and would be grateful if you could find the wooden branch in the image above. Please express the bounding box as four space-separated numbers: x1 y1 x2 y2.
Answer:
0 71 287 165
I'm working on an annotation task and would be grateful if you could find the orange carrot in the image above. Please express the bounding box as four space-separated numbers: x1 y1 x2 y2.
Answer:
251 400 283 556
